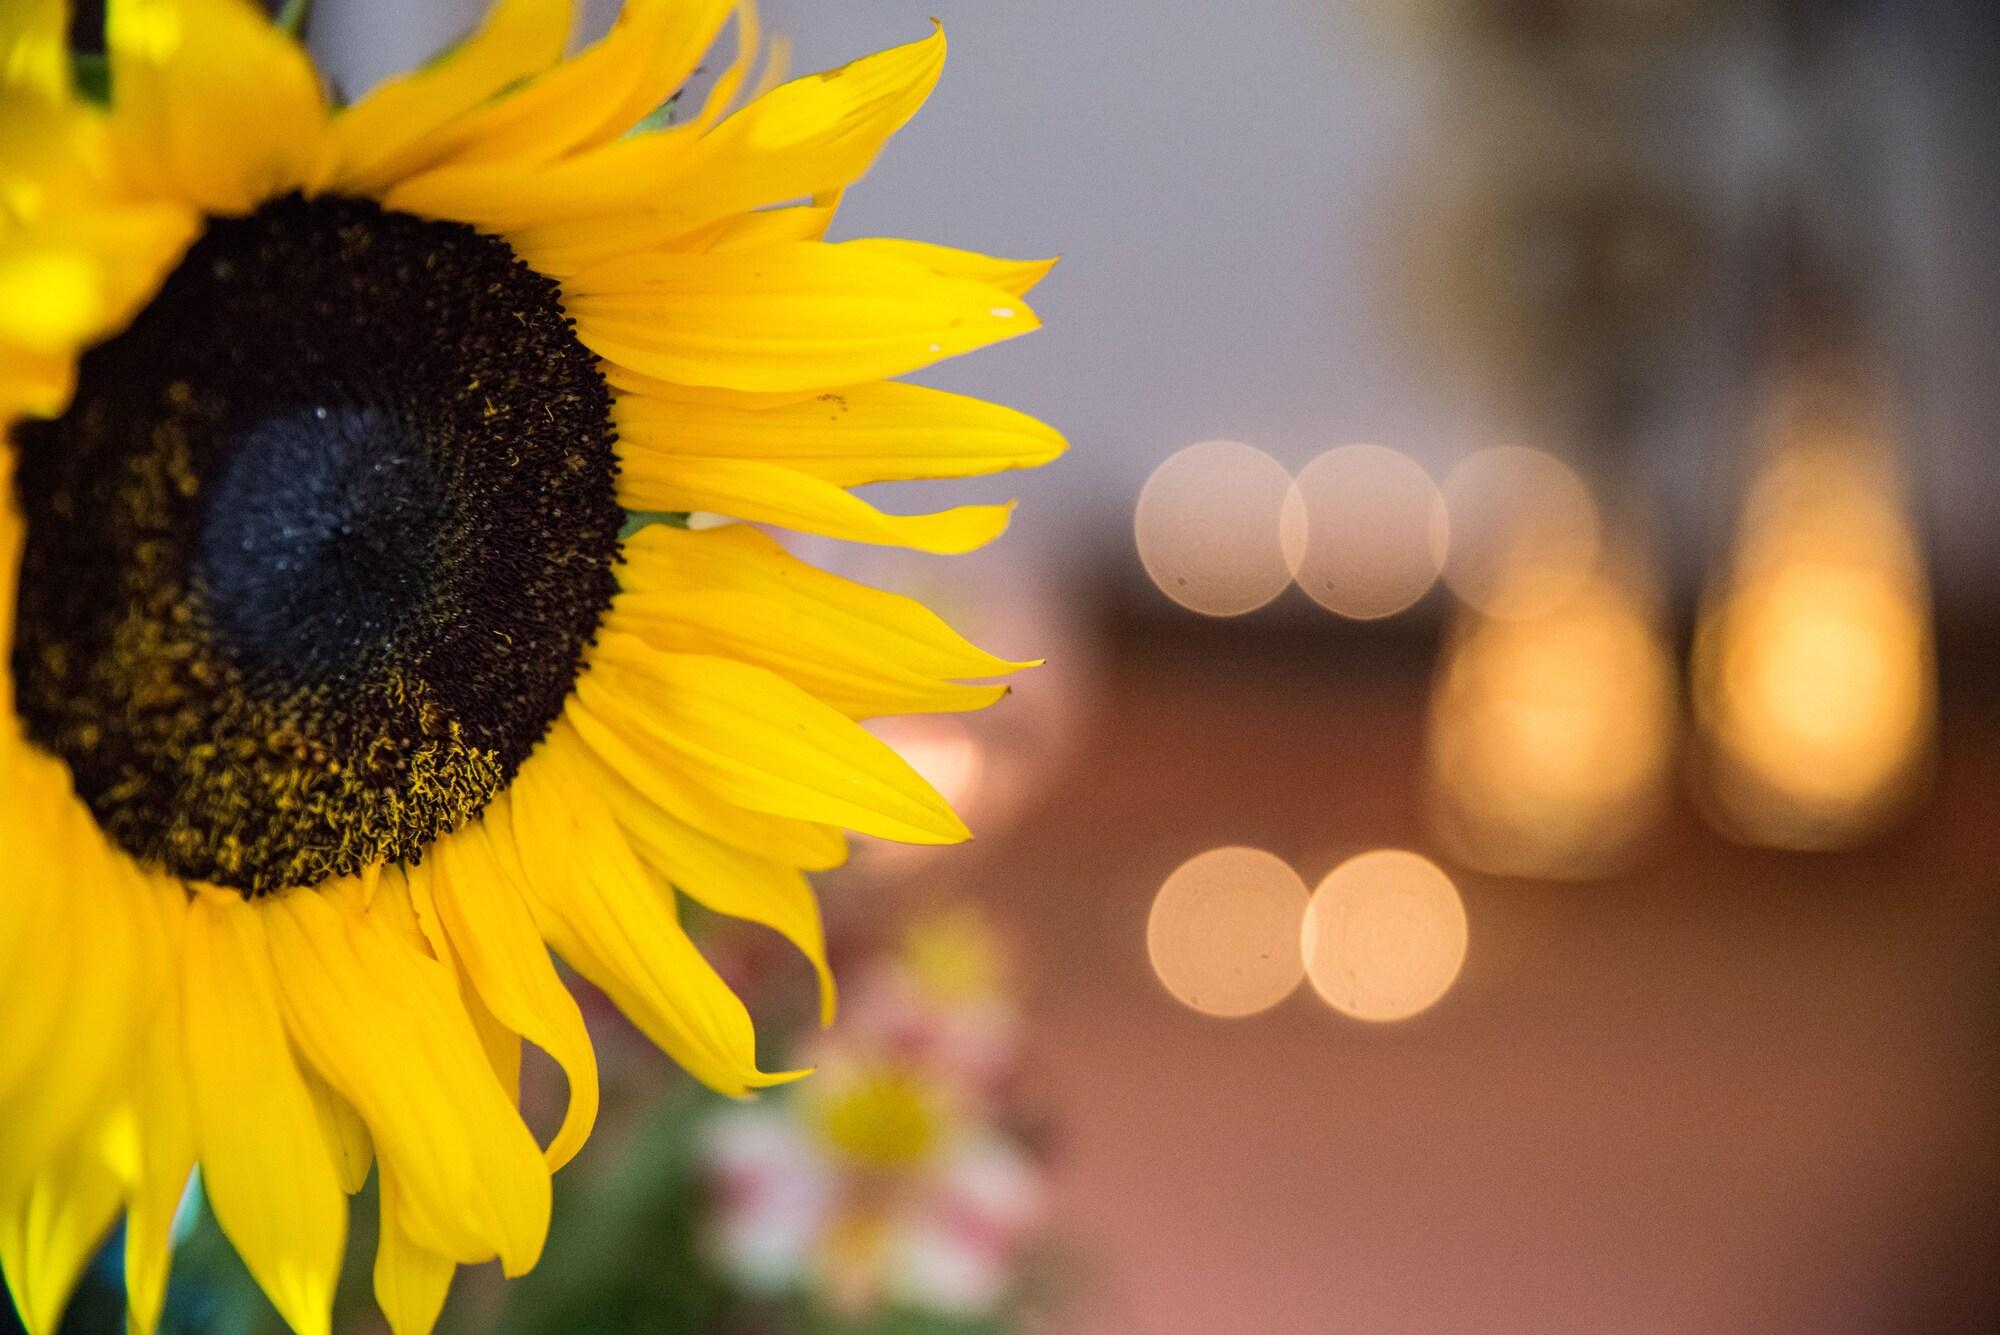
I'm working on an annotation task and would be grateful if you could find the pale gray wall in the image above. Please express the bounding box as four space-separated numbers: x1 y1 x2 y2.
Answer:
311 1 1998 612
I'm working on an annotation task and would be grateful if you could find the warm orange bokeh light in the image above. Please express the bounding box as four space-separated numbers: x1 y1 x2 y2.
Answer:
1284 444 1448 619
1135 441 1297 616
1301 849 1467 1023
1147 847 1309 1018
1425 557 1677 879
1692 374 1936 849
1439 445 1600 620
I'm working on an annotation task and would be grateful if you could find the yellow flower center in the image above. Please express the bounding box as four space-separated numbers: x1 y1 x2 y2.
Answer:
812 1069 947 1170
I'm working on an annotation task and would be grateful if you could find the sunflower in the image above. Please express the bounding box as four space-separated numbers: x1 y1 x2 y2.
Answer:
0 1 1060 1331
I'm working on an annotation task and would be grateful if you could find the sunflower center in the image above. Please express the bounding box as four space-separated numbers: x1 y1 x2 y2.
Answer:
8 193 623 895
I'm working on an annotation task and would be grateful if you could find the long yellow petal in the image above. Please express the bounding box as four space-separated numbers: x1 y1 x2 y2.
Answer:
183 895 345 1335
606 591 1007 719
0 475 17 659
619 456 1013 554
264 889 550 1274
301 1064 374 1197
373 1167 456 1335
569 241 1037 392
388 27 944 259
0 346 76 423
427 829 600 1171
406 0 735 170
396 865 526 1104
563 691 849 870
322 0 574 195
839 238 1059 298
578 638 970 844
0 0 67 102
500 740 799 1095
615 377 1066 487
619 522 1033 682
108 945 195 1335
106 0 329 214
681 202 839 253
0 771 158 1211
0 1137 123 1335
580 749 837 1025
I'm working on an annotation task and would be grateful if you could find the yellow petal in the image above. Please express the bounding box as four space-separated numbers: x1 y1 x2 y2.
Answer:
681 202 838 253
182 894 346 1335
110 968 195 1335
0 473 17 656
501 744 798 1096
301 1064 374 1196
569 241 1037 392
578 638 970 844
687 0 759 130
581 750 837 1025
0 202 196 414
0 345 76 422
107 0 329 214
1 0 67 102
405 0 736 170
0 777 161 1210
322 0 574 195
621 456 1014 554
606 591 1007 719
0 1137 123 1335
388 26 943 259
264 888 549 1273
0 247 99 352
620 522 1030 681
426 831 600 1171
839 238 1059 298
563 692 849 870
373 1167 456 1335
602 360 821 409
399 865 526 1102
615 377 1065 488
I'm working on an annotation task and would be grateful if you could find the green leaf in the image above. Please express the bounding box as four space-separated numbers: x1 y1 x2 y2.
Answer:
621 511 693 539
628 91 687 137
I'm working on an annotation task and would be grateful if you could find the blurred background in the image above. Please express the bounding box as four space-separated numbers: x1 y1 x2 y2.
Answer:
34 0 2000 1332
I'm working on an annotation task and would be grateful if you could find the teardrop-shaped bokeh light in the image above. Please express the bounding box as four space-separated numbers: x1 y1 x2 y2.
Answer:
1426 555 1677 879
1692 371 1936 849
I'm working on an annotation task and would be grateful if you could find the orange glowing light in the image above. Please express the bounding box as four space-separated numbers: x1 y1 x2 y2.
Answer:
1147 847 1309 1018
1301 850 1467 1023
1284 445 1448 619
1425 555 1677 879
1135 441 1296 616
1439 445 1600 620
1692 374 1935 849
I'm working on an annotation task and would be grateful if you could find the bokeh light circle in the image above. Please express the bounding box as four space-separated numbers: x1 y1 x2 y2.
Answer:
1285 444 1448 619
1301 850 1467 1022
1439 446 1599 620
1147 847 1309 1018
1136 441 1296 616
